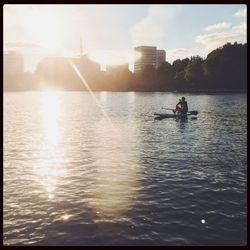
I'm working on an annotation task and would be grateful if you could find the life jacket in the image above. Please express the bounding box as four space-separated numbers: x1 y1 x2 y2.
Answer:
176 100 188 114
181 101 188 113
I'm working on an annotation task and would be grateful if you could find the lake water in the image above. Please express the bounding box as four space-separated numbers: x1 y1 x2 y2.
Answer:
3 91 247 246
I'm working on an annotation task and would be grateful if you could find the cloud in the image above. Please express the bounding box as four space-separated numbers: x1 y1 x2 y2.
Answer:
196 19 246 52
195 31 245 49
167 48 189 55
232 22 247 34
5 41 41 49
233 8 246 17
130 5 180 46
205 22 231 31
164 48 191 63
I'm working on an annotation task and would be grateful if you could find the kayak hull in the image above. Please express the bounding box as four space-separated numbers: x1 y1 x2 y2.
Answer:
154 112 188 120
154 110 198 120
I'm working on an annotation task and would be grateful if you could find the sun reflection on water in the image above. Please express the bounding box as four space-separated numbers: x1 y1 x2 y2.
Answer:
32 90 141 217
61 214 73 221
33 91 66 199
88 119 141 220
40 91 62 146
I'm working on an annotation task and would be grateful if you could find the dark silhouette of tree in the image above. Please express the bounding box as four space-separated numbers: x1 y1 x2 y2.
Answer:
134 64 156 91
184 56 205 89
172 58 190 90
156 62 175 90
172 58 189 73
203 42 247 91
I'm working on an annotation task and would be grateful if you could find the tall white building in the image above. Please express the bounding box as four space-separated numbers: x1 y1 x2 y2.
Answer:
134 46 157 73
134 46 166 73
156 50 166 69
4 51 24 76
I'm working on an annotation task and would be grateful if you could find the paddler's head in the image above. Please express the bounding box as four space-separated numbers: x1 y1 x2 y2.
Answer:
181 97 185 101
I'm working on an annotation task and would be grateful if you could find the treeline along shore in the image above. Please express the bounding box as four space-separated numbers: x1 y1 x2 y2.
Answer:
4 42 247 92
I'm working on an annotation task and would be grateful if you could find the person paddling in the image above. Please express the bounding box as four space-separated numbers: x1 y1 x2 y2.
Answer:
173 97 188 115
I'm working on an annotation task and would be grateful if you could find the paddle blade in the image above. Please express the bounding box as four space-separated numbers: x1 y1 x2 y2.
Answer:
189 111 198 115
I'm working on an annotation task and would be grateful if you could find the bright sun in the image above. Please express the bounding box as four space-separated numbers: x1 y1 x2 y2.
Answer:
16 6 141 67
22 7 63 54
88 51 111 65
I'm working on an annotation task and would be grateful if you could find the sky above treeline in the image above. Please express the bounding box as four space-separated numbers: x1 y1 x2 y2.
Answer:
4 4 247 72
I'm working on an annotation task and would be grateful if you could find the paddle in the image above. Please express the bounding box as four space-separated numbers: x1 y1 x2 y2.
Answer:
162 108 175 111
188 111 198 115
161 107 175 113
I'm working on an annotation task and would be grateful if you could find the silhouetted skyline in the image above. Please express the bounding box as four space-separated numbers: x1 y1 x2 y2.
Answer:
3 42 247 93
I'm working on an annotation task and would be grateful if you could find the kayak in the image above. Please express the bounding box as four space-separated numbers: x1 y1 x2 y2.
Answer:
154 112 187 119
154 112 197 120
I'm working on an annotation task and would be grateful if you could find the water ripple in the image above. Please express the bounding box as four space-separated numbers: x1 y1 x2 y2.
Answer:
4 92 246 246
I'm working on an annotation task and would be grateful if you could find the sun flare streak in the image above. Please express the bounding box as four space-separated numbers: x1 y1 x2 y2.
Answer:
68 59 116 130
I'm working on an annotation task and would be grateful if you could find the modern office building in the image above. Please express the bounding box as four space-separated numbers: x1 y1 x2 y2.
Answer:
134 46 166 73
4 51 24 76
134 46 157 73
156 50 166 69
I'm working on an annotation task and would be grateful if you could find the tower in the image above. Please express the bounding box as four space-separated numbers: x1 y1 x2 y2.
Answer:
80 33 83 58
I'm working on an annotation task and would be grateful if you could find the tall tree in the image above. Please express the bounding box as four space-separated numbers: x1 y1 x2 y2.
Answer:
184 56 205 89
156 61 175 90
203 42 247 90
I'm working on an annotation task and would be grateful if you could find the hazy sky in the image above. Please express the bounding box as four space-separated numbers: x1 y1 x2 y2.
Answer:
4 4 247 71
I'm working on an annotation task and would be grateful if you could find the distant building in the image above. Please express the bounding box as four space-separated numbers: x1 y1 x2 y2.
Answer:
134 46 157 73
35 55 101 85
4 51 24 76
73 54 101 75
134 46 166 73
106 64 129 75
35 34 101 81
34 35 102 90
156 50 166 69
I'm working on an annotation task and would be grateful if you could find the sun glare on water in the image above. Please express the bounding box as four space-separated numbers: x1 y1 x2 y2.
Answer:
40 91 62 146
33 91 66 199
